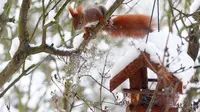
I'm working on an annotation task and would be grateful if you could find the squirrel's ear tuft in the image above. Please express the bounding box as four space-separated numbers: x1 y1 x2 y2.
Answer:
77 5 83 14
69 7 76 17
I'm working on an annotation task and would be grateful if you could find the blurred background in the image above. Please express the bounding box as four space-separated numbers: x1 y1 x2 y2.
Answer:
0 0 200 112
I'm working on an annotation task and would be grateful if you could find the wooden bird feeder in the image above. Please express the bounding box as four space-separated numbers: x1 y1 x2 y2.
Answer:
110 52 183 112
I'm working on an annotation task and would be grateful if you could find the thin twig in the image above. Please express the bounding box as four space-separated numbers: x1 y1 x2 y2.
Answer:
0 55 49 98
41 0 71 46
99 53 109 110
0 65 35 98
146 0 157 43
164 82 179 112
146 80 161 112
168 0 184 44
30 0 61 41
157 0 160 31
125 0 141 14
79 75 117 100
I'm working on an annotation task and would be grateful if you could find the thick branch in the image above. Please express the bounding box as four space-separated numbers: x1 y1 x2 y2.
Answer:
0 0 31 88
0 47 29 87
18 0 31 43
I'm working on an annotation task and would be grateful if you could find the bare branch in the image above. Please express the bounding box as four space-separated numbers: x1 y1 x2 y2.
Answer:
0 0 32 87
18 0 31 43
41 0 71 46
29 45 78 56
0 0 73 88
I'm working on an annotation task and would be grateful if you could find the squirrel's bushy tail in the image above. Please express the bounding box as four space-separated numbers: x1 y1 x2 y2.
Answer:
103 14 156 38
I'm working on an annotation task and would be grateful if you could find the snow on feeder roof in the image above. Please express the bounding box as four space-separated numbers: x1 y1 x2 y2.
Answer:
110 31 195 92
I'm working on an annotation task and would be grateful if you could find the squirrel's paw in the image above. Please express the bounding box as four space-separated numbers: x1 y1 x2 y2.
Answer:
83 32 89 40
100 18 107 25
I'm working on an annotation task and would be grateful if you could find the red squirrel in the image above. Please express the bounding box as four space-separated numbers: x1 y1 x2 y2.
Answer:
69 5 107 30
69 5 156 39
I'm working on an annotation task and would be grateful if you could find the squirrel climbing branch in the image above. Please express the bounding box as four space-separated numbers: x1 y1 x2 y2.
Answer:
79 0 125 49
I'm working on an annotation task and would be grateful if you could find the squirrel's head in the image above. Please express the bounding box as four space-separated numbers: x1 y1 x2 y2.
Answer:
69 6 86 30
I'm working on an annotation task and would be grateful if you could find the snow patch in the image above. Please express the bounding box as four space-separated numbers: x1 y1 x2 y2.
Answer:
0 0 8 14
0 44 4 54
190 0 200 14
97 40 110 51
45 10 56 25
9 37 20 58
109 47 140 77
73 33 84 49
0 61 9 72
